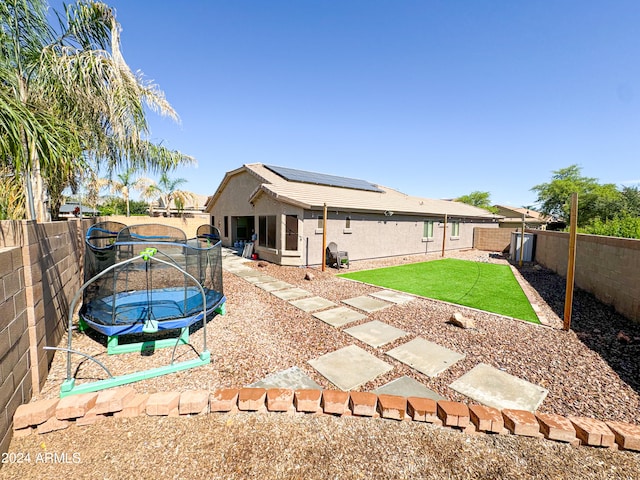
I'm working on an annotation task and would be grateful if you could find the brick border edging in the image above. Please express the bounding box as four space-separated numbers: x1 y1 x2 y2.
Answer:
12 387 640 452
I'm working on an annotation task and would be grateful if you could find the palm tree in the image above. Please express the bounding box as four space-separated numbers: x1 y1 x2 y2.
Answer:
0 167 25 220
81 165 110 215
1 0 194 221
146 171 195 217
108 167 153 217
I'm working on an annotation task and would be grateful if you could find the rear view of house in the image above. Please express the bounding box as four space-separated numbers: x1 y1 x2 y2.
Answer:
205 164 500 266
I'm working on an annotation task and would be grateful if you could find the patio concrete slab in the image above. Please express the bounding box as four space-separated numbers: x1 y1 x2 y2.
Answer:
309 345 393 391
373 376 446 401
386 338 465 377
256 280 294 292
271 288 312 301
342 296 392 313
449 363 549 412
370 290 414 305
344 320 408 348
290 297 337 312
248 366 322 390
312 307 367 328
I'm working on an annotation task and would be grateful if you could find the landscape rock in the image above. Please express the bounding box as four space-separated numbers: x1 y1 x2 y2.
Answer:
617 331 631 344
448 312 476 329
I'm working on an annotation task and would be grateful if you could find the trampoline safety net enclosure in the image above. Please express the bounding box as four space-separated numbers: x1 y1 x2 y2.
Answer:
81 222 224 336
56 222 225 397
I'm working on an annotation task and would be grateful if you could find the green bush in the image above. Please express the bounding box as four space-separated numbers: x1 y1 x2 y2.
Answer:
97 198 149 216
580 215 640 239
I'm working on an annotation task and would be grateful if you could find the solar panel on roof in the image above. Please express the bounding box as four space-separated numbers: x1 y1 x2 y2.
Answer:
264 165 383 193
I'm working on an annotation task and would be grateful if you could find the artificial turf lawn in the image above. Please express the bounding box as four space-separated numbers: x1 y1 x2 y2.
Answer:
338 258 540 323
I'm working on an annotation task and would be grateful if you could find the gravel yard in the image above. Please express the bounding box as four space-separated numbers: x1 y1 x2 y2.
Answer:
5 248 640 478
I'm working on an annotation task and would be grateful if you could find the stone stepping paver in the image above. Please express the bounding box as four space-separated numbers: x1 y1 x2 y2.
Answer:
344 320 408 348
243 275 278 285
290 296 337 312
308 345 393 391
373 376 446 401
224 265 254 273
271 288 312 301
256 280 294 292
386 338 465 377
248 366 322 390
342 295 392 313
312 307 367 328
234 269 269 278
369 290 414 304
449 363 548 412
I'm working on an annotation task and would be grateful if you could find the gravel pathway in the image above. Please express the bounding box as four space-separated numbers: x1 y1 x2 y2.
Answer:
7 248 639 478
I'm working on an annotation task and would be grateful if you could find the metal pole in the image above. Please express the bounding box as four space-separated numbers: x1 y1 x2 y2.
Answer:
563 193 578 331
321 203 327 271
519 213 525 267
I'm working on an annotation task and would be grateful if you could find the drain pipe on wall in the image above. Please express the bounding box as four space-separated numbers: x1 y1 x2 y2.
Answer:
321 203 327 272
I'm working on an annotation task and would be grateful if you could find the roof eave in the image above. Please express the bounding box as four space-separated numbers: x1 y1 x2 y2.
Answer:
253 185 312 210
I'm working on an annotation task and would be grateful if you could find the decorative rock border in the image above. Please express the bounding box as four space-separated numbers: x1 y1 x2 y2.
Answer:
12 387 640 452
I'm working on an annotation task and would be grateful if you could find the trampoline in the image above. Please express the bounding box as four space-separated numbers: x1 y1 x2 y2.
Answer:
54 222 226 397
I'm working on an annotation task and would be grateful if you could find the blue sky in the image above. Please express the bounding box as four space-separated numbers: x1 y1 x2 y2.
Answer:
68 1 640 206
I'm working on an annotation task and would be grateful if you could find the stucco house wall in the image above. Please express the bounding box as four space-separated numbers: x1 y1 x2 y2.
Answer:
302 211 487 266
207 166 499 266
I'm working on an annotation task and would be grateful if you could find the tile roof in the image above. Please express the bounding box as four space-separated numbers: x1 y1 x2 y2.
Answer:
212 163 500 219
494 205 550 223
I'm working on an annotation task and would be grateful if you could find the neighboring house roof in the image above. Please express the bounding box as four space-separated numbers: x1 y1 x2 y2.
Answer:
494 205 550 224
156 193 209 211
208 163 500 219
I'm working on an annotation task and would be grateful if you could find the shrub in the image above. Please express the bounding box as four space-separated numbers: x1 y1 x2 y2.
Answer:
580 215 640 239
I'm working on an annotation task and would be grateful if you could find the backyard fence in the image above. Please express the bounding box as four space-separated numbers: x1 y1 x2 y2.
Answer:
475 226 640 325
0 218 93 454
531 229 640 324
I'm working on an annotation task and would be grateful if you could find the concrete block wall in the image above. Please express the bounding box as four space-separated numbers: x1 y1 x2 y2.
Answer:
532 230 640 324
474 227 516 252
0 219 91 455
21 221 85 391
0 246 32 455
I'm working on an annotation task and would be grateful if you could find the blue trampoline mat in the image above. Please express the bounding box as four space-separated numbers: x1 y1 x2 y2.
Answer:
80 287 225 336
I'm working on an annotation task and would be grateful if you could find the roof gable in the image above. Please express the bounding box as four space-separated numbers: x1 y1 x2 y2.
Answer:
494 205 549 222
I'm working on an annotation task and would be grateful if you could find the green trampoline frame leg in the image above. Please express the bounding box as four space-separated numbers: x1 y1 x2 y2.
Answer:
107 327 190 355
59 351 211 398
77 318 89 333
